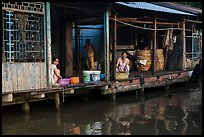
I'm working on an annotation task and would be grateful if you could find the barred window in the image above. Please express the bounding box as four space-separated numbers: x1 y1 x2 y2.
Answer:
2 10 45 62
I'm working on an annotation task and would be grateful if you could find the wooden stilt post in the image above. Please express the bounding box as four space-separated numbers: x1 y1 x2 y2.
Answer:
83 94 89 102
55 92 60 111
141 86 145 96
139 75 145 96
135 89 139 97
56 112 61 126
165 84 170 90
24 113 30 122
22 102 30 113
110 93 116 101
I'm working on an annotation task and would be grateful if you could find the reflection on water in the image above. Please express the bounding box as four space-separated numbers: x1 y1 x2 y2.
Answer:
2 85 202 135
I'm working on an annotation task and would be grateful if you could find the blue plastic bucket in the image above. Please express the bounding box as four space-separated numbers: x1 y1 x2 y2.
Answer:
100 74 105 80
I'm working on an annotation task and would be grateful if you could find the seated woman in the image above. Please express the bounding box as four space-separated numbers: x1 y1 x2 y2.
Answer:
50 57 62 86
116 51 130 73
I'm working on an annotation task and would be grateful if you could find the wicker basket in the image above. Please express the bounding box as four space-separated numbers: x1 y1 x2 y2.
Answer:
136 50 151 71
116 73 129 80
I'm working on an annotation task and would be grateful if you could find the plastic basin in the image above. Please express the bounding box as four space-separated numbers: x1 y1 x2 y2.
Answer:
58 78 70 85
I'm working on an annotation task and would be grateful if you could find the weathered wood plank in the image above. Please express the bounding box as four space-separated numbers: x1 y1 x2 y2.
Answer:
2 62 49 93
2 64 5 92
4 63 13 92
30 63 36 89
25 63 30 90
12 63 18 92
16 63 24 91
42 63 47 88
11 64 15 91
38 62 42 89
34 63 41 89
4 63 10 92
40 63 47 88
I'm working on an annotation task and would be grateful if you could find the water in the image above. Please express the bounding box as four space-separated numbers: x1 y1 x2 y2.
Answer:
2 84 202 135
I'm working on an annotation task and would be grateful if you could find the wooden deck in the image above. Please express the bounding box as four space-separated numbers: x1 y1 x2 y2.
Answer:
2 70 191 113
101 70 190 95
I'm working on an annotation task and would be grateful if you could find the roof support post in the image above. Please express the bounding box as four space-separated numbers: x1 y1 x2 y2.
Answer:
152 16 157 75
65 21 73 77
182 17 186 71
104 9 110 81
74 23 79 73
45 2 52 88
112 14 117 80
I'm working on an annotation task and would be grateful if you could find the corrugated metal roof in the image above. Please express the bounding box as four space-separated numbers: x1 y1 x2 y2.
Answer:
151 2 202 15
115 2 196 16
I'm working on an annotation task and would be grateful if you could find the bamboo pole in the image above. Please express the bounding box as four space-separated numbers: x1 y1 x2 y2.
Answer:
2 7 44 15
110 18 191 31
185 19 202 24
115 17 179 25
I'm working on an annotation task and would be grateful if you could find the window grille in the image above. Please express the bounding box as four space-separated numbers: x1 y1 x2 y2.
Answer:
2 2 45 63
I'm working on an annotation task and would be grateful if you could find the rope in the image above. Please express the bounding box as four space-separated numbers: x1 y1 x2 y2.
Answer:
110 18 191 31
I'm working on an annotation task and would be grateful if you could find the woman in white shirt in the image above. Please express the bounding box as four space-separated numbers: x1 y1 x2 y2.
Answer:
50 57 62 86
116 51 130 73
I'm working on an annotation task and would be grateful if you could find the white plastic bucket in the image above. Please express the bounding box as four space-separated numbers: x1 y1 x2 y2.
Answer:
92 71 101 82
